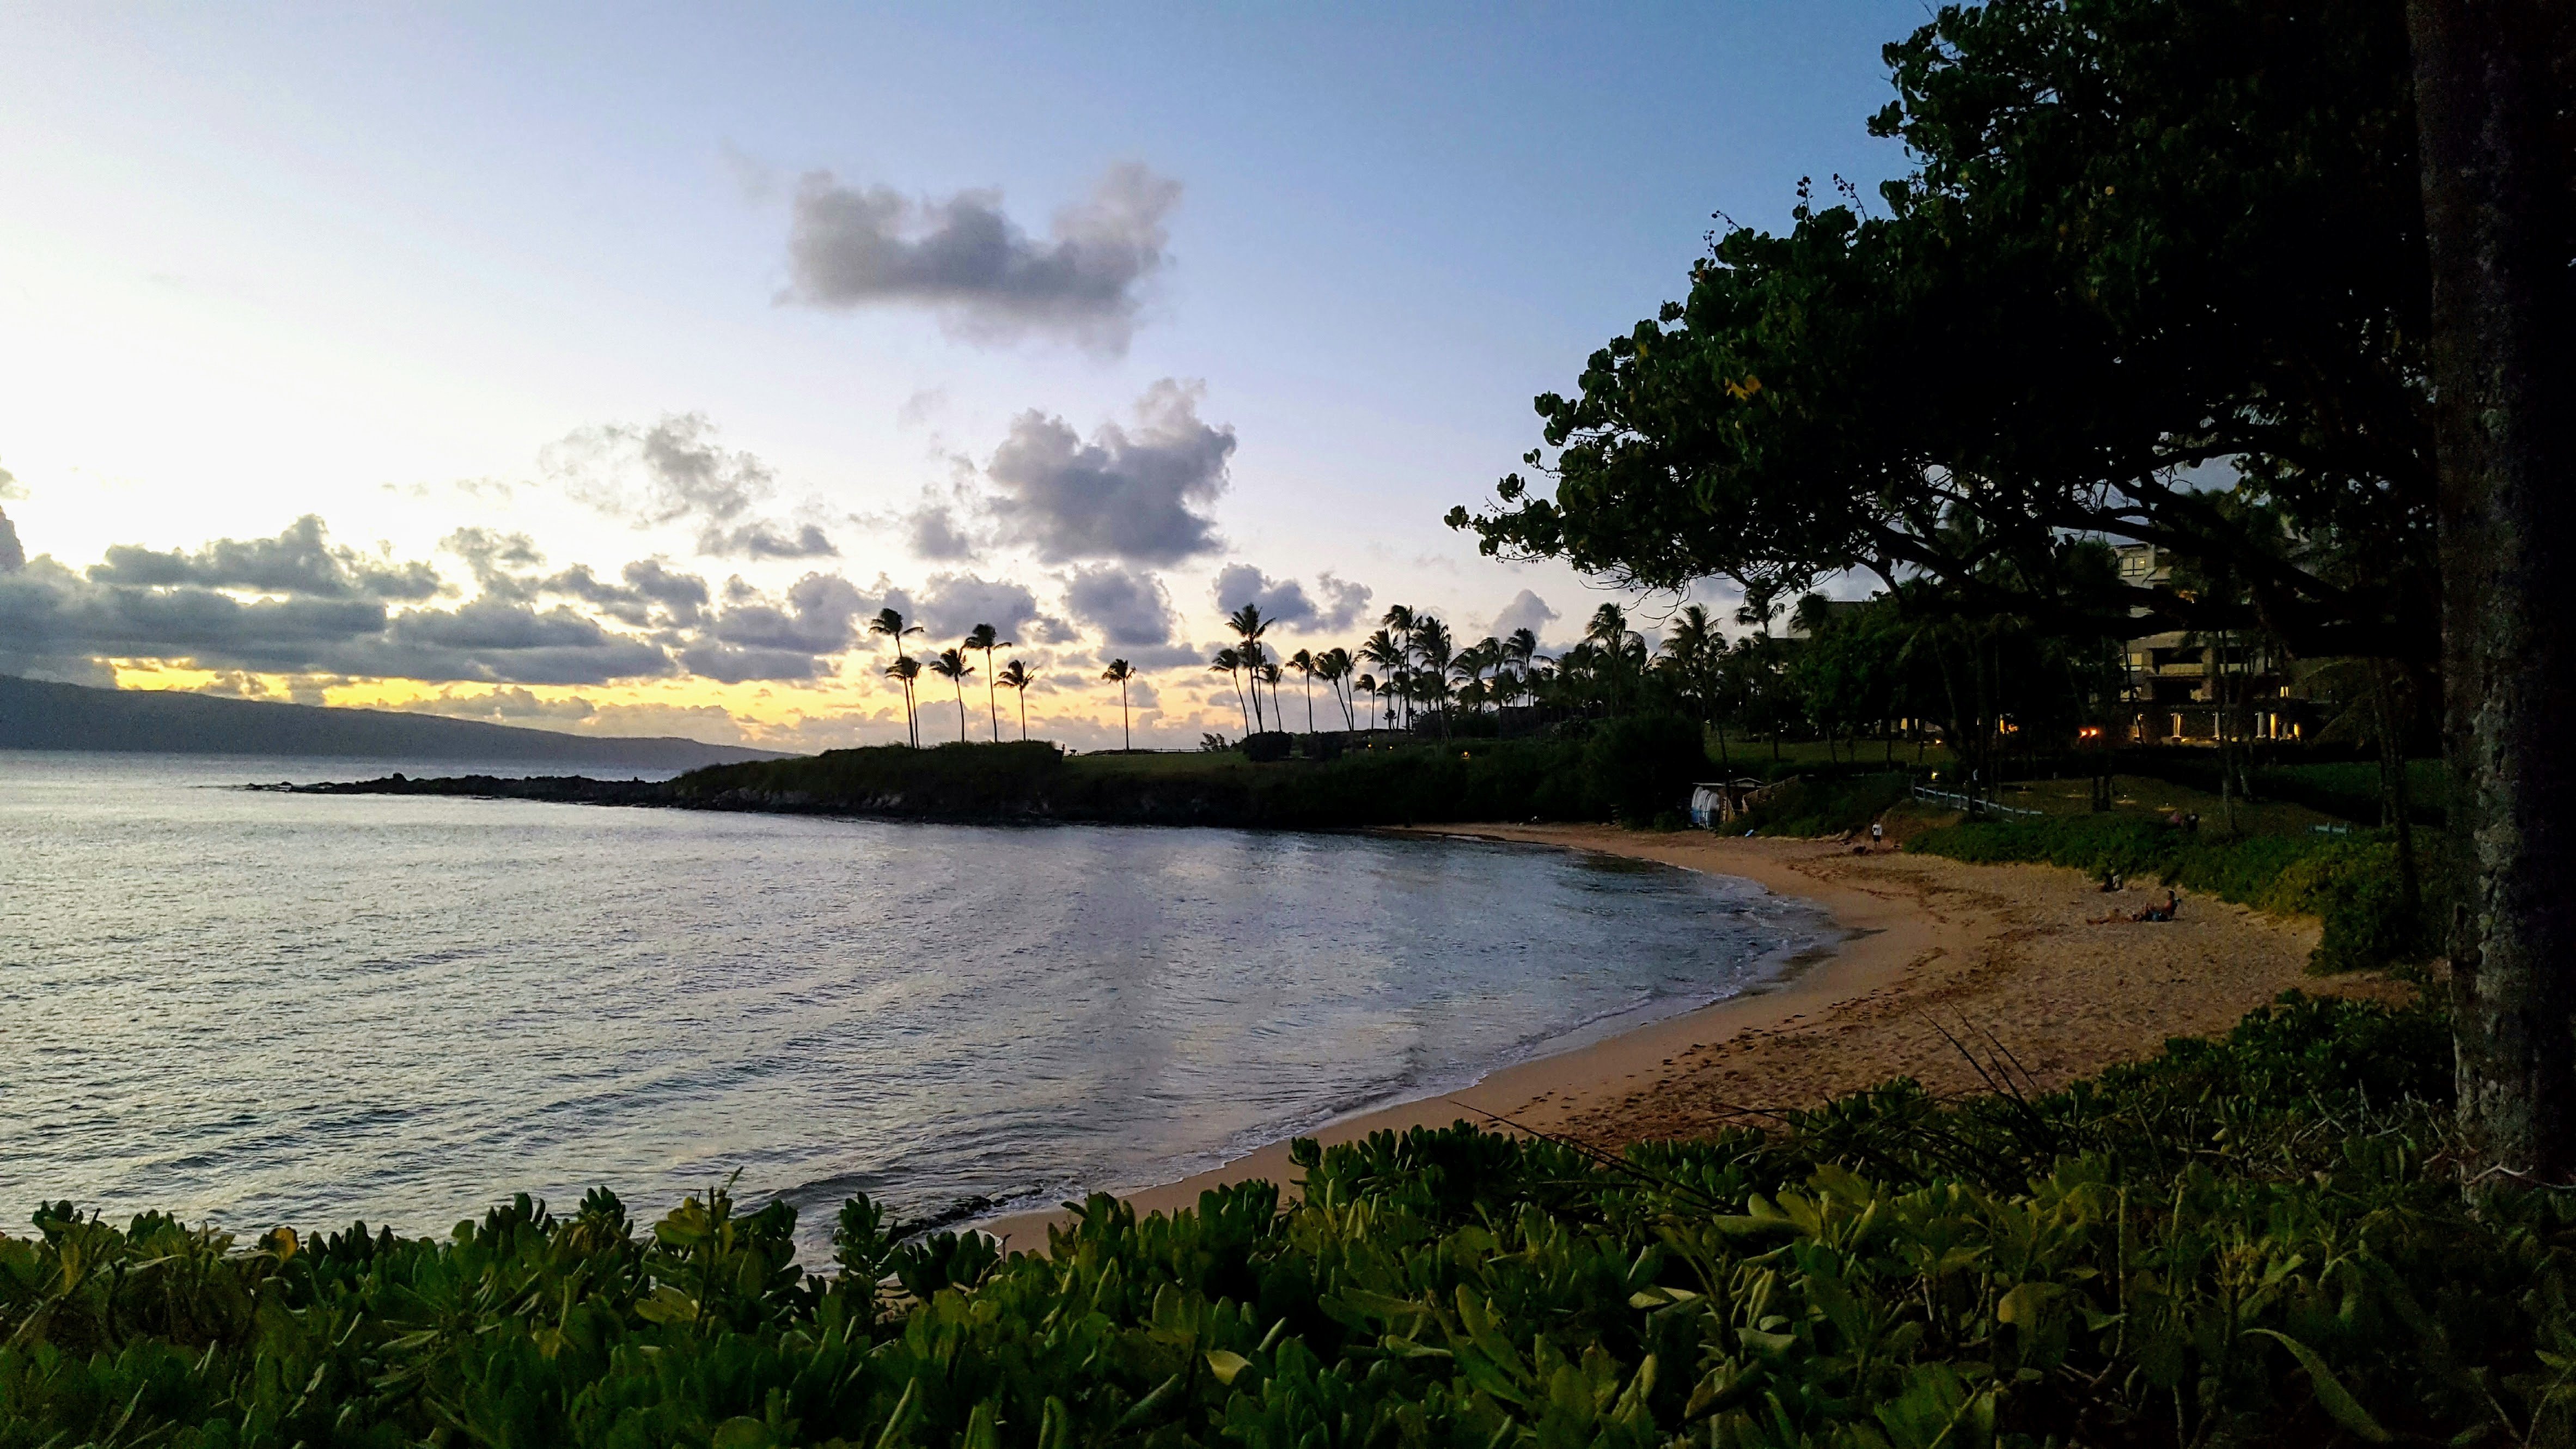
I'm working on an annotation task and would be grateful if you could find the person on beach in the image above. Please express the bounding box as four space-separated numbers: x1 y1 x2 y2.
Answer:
2090 887 2180 924
1871 821 1885 850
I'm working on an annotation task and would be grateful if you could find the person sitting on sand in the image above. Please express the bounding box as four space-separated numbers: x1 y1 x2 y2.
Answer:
2091 887 2180 924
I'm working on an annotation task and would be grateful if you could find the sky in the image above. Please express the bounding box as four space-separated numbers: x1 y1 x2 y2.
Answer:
0 3 1921 750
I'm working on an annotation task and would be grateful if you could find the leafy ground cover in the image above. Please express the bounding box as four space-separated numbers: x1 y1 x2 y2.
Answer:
9 993 2566 1448
1906 815 2431 975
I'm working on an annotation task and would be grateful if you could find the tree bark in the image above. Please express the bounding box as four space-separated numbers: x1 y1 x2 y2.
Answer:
2408 0 2576 1186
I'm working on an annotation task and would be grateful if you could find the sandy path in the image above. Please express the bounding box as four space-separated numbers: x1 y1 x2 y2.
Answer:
978 825 2405 1251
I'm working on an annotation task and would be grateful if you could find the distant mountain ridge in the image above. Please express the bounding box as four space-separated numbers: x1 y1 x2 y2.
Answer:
0 675 787 768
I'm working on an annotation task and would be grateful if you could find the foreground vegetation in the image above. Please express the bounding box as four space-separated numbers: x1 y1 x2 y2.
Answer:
15 992 2574 1447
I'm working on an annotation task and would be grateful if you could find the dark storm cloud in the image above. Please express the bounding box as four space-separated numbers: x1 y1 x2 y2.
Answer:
986 380 1231 565
0 507 22 575
87 515 443 600
783 163 1180 352
546 414 836 561
1211 565 1374 634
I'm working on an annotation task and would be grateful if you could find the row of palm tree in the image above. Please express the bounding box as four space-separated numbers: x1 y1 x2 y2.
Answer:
870 598 1720 751
868 608 1040 745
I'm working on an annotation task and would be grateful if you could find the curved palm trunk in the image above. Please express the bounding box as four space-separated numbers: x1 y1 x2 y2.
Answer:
953 681 968 741
984 649 1000 741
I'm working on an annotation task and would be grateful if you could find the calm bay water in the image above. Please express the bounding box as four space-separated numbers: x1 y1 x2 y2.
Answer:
0 750 1827 1253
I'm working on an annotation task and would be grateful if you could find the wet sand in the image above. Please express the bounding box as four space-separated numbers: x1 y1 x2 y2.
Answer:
978 825 2404 1252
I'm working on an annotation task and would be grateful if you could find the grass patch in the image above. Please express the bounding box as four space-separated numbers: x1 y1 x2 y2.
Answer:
1732 771 1916 837
17 992 2572 1448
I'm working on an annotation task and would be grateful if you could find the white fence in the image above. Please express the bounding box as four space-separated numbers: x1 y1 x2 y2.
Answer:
1910 783 2046 820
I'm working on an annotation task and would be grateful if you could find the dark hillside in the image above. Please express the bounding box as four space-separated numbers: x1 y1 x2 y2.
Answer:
0 674 782 768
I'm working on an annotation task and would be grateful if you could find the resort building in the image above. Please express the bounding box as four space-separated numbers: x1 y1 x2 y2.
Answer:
2113 544 2312 745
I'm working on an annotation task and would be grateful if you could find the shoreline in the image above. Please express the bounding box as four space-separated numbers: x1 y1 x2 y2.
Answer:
975 829 1952 1250
979 824 2408 1253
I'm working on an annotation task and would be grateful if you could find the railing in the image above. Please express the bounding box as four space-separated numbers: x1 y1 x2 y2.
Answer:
1911 783 2046 820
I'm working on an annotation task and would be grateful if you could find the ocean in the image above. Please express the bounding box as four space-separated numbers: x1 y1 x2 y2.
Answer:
0 750 1829 1256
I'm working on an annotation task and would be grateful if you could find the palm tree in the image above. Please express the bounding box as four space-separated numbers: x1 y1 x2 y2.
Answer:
1286 649 1318 733
883 655 923 747
1503 628 1541 710
1255 660 1282 725
996 659 1034 739
1223 605 1271 728
869 607 923 745
1211 647 1248 734
1315 647 1357 729
1358 629 1405 730
1237 639 1269 732
1355 672 1380 730
963 624 1012 741
1378 606 1417 727
1100 659 1136 752
929 647 974 742
1586 602 1640 716
1662 602 1731 764
1411 615 1455 735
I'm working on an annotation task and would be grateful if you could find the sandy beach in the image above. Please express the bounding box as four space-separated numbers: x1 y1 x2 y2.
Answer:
979 824 2408 1251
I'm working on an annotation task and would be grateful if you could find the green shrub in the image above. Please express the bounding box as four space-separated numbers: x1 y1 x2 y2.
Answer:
1239 731 1292 763
1582 714 1710 825
17 993 2568 1449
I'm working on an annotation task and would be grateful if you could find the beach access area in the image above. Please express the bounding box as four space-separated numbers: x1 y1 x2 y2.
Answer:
980 824 2412 1250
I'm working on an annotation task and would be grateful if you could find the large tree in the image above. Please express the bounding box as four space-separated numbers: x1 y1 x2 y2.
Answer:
2405 0 2576 1185
1452 0 2574 1190
1451 0 2434 665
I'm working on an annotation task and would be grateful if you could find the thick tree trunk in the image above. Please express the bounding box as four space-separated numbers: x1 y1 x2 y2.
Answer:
2408 0 2576 1186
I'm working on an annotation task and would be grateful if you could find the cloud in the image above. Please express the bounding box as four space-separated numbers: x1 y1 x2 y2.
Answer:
913 572 1069 643
534 558 711 628
987 380 1232 564
674 571 871 683
545 414 835 559
905 503 979 561
1060 564 1178 649
783 163 1180 352
1211 565 1374 634
88 515 443 600
387 686 600 725
700 521 838 559
0 508 21 575
1488 589 1561 646
0 464 25 499
0 549 676 686
1 510 682 686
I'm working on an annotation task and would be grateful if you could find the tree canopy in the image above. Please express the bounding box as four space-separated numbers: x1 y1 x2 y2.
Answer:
1451 0 2434 664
